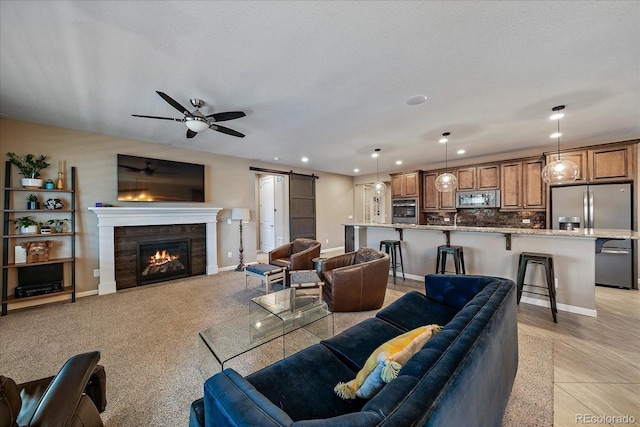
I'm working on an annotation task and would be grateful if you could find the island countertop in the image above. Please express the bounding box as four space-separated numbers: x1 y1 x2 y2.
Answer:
345 223 640 240
344 223 638 317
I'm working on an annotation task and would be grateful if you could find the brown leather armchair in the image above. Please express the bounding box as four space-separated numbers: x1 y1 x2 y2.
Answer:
320 247 390 312
269 238 321 272
0 351 107 427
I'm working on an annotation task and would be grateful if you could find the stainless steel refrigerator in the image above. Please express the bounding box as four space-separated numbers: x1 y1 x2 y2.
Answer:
551 183 633 288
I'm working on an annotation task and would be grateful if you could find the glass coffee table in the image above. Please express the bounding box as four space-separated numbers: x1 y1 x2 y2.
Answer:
198 288 333 378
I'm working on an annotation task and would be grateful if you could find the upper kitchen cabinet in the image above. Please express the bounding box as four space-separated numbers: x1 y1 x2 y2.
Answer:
500 157 545 211
477 165 500 189
422 171 455 211
456 167 476 191
390 171 421 198
588 145 634 183
456 165 500 191
545 142 636 185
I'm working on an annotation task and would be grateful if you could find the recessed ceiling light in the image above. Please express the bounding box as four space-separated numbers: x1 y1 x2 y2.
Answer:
273 157 279 161
371 152 379 158
395 160 403 165
353 168 360 173
301 157 309 162
550 132 561 138
457 149 466 155
406 95 427 105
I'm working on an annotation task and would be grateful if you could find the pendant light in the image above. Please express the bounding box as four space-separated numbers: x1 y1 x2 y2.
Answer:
372 148 386 198
541 105 578 185
435 132 457 192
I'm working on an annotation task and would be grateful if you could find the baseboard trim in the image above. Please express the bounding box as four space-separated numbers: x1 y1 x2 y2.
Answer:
520 296 597 318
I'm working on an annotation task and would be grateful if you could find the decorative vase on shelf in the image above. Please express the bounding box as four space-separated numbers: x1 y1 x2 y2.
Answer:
19 225 38 234
45 179 55 189
20 178 44 189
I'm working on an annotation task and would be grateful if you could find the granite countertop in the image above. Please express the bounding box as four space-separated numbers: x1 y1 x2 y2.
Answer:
345 223 640 240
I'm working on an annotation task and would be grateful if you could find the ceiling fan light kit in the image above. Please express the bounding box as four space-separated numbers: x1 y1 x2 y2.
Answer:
132 91 246 139
541 105 579 185
435 132 457 192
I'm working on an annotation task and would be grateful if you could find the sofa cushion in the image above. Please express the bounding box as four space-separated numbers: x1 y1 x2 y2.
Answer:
247 344 365 421
376 291 459 331
335 324 441 400
321 317 406 371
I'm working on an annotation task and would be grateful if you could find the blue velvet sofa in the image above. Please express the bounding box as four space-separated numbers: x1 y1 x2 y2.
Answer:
190 274 518 426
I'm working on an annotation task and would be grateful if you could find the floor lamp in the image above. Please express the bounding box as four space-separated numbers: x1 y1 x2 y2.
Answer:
231 208 250 271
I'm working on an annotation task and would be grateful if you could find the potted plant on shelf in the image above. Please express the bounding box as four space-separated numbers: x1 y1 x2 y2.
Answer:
12 216 40 234
26 193 40 210
47 218 69 233
6 152 50 189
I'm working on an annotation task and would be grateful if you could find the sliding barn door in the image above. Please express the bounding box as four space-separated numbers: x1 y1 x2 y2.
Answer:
289 173 316 240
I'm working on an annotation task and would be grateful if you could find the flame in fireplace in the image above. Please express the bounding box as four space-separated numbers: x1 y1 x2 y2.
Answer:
148 249 180 267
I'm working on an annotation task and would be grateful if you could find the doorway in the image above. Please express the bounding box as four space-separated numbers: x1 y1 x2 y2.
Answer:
258 174 288 253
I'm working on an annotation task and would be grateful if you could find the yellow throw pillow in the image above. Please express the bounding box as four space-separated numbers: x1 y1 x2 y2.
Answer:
334 324 441 400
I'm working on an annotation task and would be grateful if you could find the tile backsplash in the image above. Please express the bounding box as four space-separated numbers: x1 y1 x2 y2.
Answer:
425 209 546 229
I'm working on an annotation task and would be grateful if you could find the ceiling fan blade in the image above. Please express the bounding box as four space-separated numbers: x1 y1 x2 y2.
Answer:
156 91 193 117
210 124 245 138
132 114 182 122
186 129 198 139
206 111 246 122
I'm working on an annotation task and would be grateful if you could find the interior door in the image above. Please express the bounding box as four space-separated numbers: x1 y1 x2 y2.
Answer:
260 176 276 252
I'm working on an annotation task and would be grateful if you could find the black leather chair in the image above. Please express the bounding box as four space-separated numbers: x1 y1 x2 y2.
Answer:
0 351 107 427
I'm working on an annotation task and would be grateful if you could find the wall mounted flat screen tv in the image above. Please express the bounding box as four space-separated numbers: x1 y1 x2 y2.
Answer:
117 154 205 202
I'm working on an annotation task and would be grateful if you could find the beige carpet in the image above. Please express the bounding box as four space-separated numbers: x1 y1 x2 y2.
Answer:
0 271 552 426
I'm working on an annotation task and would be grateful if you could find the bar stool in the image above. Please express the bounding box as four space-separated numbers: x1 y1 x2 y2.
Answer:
435 245 466 275
516 252 557 323
379 240 405 284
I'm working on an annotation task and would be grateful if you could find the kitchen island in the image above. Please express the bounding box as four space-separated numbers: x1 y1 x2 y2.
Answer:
345 223 639 317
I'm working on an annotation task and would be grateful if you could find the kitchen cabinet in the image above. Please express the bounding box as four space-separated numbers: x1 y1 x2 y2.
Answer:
456 165 500 190
477 165 500 189
588 145 634 182
545 143 635 185
456 167 476 191
2 161 76 315
500 157 545 211
390 171 421 198
422 171 456 211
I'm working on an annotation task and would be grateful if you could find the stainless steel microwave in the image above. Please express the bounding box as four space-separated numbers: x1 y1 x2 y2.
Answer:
455 190 501 208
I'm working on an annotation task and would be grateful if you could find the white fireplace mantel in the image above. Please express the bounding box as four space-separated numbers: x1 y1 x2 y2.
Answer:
88 207 222 295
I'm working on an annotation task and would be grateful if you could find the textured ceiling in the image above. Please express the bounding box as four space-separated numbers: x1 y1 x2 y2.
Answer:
1 1 639 176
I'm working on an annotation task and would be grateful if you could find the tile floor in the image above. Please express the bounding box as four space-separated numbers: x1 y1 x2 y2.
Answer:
518 286 639 426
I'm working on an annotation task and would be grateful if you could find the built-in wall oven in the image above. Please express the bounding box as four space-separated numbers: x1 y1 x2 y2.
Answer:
392 198 418 224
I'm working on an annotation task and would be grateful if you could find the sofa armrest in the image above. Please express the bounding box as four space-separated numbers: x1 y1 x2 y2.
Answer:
269 242 293 263
204 369 293 427
321 252 356 273
28 351 102 426
289 244 321 270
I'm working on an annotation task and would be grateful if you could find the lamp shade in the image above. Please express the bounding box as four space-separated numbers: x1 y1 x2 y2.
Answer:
185 117 210 132
434 172 457 192
541 159 579 185
231 208 250 222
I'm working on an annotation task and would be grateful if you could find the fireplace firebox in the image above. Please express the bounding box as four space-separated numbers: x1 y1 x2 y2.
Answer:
137 239 191 286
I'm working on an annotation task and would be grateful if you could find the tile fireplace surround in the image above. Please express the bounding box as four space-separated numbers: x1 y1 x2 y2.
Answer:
88 207 222 295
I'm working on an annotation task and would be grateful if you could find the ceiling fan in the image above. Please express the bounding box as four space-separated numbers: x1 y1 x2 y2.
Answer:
132 91 246 139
